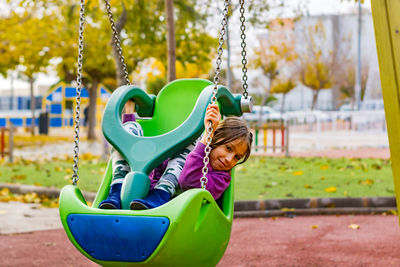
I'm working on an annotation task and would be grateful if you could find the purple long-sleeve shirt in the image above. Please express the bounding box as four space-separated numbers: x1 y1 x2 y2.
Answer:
178 142 232 200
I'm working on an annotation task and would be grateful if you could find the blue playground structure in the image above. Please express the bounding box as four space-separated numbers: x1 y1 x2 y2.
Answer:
0 82 111 129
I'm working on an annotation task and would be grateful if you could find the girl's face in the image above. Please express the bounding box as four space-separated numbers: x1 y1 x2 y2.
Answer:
210 138 249 171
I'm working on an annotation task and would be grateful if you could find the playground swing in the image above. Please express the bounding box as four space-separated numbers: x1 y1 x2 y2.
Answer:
59 0 252 266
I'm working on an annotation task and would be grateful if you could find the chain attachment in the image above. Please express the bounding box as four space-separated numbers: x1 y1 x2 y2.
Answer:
104 0 130 85
72 0 86 186
239 0 249 99
200 0 230 189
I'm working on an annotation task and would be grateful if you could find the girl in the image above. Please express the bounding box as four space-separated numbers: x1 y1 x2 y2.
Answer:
129 104 253 209
98 111 190 209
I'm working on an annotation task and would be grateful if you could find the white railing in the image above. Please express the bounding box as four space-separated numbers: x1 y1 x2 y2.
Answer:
283 110 387 151
285 110 387 133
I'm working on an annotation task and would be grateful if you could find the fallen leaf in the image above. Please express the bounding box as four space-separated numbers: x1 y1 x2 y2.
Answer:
293 171 303 176
320 176 326 180
359 179 374 185
311 225 318 229
0 188 10 196
325 187 337 193
304 184 312 189
348 224 360 230
54 166 63 172
11 175 26 180
281 208 295 212
320 165 329 170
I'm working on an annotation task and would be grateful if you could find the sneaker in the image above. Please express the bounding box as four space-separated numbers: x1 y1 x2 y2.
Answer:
99 183 122 209
130 189 171 210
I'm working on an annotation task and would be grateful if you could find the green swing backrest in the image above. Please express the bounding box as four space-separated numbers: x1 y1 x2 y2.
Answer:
137 79 213 136
99 78 243 213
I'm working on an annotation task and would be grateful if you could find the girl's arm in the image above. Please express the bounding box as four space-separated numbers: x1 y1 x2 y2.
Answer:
178 142 231 200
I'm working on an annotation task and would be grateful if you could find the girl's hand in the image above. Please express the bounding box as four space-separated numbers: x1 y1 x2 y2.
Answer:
201 104 221 144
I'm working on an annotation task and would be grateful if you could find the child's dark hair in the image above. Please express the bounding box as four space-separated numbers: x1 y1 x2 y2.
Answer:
210 117 253 164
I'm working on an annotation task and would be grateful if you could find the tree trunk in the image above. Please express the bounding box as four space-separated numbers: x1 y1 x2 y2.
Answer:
311 90 320 110
29 77 35 136
165 0 176 82
87 78 99 140
110 4 128 87
280 93 286 114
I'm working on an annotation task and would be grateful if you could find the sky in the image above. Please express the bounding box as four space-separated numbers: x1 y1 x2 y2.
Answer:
0 0 372 92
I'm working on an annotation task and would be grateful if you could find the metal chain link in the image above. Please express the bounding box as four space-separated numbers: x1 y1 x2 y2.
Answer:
200 0 230 189
103 0 130 85
239 0 249 99
72 0 86 185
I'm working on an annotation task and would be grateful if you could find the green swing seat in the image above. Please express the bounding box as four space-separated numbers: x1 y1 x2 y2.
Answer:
59 79 245 266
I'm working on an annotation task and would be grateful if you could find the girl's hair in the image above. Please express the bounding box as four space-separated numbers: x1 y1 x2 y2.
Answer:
210 116 253 164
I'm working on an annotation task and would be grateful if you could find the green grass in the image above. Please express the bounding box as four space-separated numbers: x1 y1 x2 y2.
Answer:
0 158 107 193
235 156 395 200
0 156 395 200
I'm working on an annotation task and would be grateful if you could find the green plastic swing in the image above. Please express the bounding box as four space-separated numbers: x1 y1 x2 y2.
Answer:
59 78 247 266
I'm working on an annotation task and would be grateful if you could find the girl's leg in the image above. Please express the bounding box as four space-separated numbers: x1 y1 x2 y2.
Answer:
99 121 143 209
130 139 198 210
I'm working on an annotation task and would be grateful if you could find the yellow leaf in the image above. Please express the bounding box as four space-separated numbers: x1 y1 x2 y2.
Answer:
54 166 63 172
311 225 318 229
320 165 329 170
359 179 374 185
281 208 295 212
348 224 360 230
343 191 348 196
304 184 312 189
0 188 10 196
292 171 303 176
11 175 26 180
320 176 326 180
325 187 337 193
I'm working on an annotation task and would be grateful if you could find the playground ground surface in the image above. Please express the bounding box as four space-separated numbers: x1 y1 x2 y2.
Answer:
1 215 399 266
1 137 396 266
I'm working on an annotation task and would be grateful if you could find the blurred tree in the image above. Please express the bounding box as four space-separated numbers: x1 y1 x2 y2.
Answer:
297 20 333 110
252 18 298 114
336 58 369 107
1 9 59 135
270 78 297 114
8 0 216 140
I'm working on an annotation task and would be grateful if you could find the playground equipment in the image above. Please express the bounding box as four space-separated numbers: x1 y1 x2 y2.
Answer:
252 120 289 156
42 82 111 128
371 0 400 218
59 0 253 265
0 124 13 162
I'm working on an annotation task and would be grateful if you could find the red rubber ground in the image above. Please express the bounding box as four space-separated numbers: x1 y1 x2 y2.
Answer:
1 214 399 266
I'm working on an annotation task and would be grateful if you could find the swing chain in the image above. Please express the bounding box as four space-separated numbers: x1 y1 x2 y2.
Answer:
239 0 248 99
72 0 86 186
200 0 230 189
104 0 130 85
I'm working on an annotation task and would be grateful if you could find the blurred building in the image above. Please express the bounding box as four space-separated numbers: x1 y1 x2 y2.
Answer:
254 10 381 111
